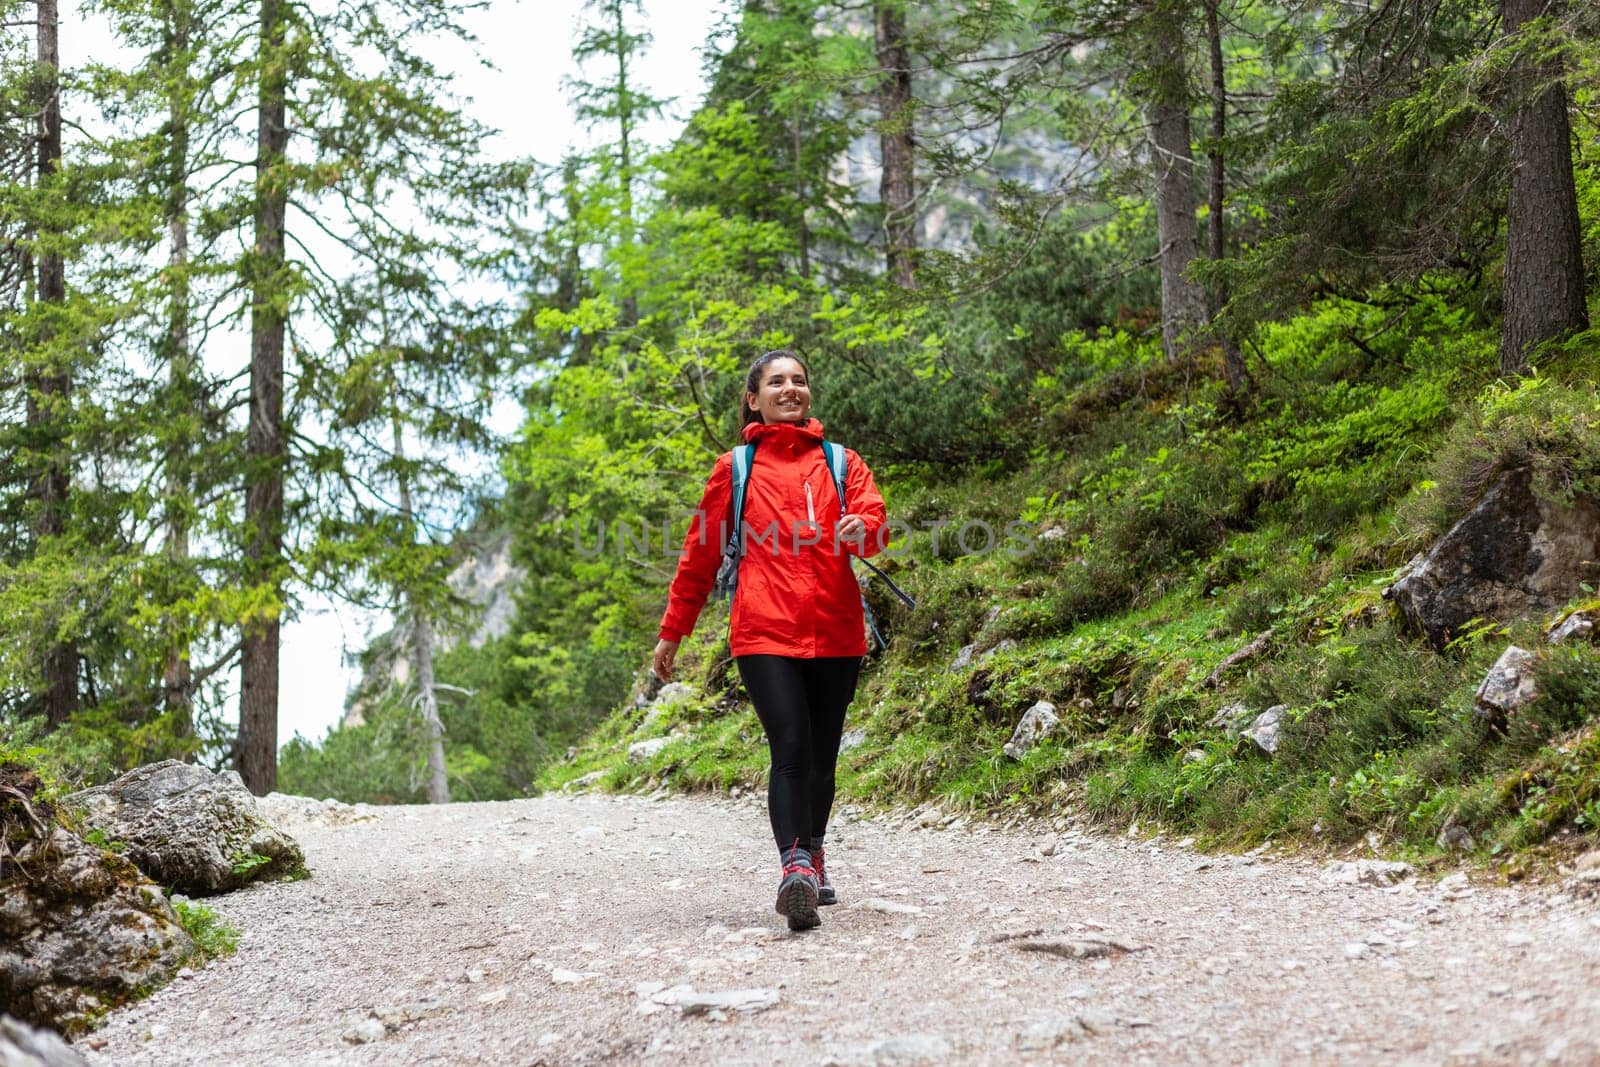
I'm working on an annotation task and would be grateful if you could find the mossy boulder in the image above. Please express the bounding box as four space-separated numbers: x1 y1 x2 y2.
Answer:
1385 468 1600 650
1 768 192 1036
66 760 306 896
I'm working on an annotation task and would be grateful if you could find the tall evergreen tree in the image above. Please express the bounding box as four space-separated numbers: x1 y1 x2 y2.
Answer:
1497 0 1587 375
875 0 917 286
25 0 78 727
567 0 667 329
237 0 289 793
1139 3 1206 363
1202 0 1247 393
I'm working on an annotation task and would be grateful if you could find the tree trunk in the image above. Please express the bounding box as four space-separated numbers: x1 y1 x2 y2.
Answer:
1497 0 1587 377
613 0 638 329
391 392 449 805
30 0 77 727
1205 0 1248 394
793 119 810 280
163 2 195 735
875 0 916 287
410 612 450 805
238 0 288 796
1148 12 1207 363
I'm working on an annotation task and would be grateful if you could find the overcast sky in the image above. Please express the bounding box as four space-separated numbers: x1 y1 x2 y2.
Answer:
64 0 732 747
277 0 732 746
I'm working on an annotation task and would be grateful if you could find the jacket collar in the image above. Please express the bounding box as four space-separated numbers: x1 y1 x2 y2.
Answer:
742 418 825 451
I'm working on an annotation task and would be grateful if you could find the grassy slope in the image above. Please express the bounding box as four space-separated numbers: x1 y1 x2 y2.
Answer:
542 299 1600 876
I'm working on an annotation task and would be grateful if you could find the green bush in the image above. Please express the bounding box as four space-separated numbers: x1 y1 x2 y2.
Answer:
173 900 240 961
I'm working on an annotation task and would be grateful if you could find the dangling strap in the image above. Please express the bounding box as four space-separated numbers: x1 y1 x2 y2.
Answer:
728 443 756 554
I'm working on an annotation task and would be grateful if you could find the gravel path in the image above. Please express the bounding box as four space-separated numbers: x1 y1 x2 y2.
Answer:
83 793 1600 1066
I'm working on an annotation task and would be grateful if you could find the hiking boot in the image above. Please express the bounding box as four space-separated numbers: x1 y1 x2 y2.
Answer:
813 845 837 906
775 846 820 931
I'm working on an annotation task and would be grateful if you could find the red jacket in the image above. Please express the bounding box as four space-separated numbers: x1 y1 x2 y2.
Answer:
659 418 888 658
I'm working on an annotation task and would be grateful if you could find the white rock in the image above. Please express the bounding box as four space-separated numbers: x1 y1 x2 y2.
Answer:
627 737 673 763
839 728 868 753
650 682 697 707
343 1018 386 1045
1003 701 1060 760
1017 1016 1089 1051
1241 705 1287 755
675 988 780 1016
980 639 1018 662
859 898 926 916
868 1034 954 1063
1323 860 1415 887
550 968 596 984
1208 702 1251 729
1473 646 1539 720
1546 612 1595 645
1343 942 1370 959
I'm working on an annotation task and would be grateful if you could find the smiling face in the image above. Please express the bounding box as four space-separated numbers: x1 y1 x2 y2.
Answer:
746 356 812 424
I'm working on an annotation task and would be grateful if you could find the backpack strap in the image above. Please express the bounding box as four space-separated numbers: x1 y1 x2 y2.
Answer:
729 443 756 547
820 440 848 511
714 443 757 600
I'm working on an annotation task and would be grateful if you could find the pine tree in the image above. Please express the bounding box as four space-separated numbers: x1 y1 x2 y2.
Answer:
567 0 667 329
236 0 289 794
1497 0 1587 375
26 0 79 727
875 0 917 286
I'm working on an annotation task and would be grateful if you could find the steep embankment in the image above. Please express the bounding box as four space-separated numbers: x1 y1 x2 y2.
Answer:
86 794 1600 1065
549 309 1600 868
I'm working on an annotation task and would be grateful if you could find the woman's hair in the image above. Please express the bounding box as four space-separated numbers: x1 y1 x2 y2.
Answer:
740 349 811 428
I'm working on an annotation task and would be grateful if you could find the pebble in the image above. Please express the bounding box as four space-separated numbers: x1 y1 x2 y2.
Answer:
342 1019 385 1045
859 898 925 916
550 969 595 984
868 1034 953 1063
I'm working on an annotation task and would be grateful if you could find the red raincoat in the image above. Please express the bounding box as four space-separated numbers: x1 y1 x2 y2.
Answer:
659 418 888 658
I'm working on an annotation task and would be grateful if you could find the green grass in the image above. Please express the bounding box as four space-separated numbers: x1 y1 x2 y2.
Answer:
173 899 241 961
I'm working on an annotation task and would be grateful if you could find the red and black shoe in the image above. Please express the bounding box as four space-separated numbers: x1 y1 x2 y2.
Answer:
813 844 837 906
775 844 820 931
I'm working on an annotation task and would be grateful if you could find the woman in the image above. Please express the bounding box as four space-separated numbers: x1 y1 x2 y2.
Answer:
652 350 887 931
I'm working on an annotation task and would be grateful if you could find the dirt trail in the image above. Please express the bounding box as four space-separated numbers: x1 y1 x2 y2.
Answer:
84 792 1600 1066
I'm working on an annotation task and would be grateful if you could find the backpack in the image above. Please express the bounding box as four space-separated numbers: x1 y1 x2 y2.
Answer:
713 439 915 650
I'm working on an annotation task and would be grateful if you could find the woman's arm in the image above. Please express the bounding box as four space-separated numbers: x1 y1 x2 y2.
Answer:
658 452 734 644
837 448 888 558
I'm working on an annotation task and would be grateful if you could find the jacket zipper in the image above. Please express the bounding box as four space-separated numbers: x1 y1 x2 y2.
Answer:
805 480 815 523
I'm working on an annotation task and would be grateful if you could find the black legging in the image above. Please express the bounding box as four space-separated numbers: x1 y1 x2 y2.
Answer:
736 654 862 854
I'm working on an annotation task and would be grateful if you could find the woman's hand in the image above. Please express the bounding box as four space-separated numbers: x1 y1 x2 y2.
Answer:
652 638 680 682
837 513 867 550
